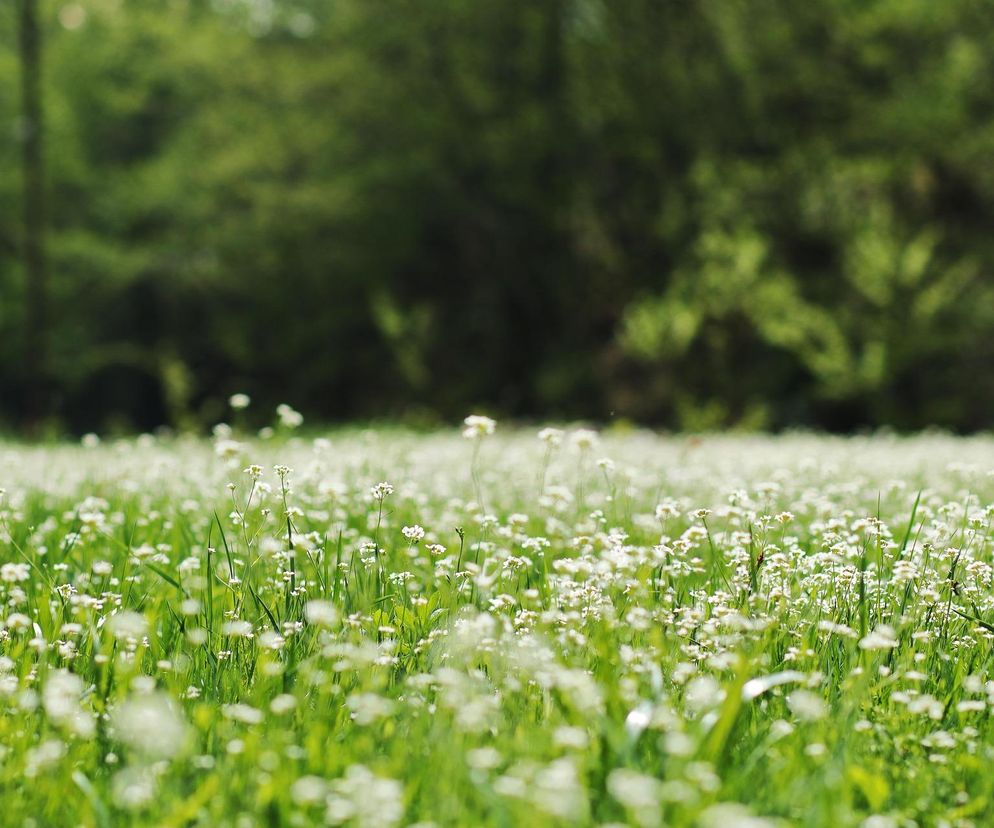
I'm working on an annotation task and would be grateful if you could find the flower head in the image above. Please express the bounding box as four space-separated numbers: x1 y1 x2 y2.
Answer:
462 415 496 440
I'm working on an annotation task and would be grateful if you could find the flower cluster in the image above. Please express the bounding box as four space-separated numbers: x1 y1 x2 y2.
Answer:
0 426 991 824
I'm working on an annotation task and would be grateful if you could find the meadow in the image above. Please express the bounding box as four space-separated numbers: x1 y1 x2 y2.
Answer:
1 414 993 827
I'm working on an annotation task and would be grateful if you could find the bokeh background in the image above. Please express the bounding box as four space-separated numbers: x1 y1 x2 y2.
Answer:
3 0 994 434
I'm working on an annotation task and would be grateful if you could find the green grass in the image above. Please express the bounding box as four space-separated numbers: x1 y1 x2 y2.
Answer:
1 424 994 826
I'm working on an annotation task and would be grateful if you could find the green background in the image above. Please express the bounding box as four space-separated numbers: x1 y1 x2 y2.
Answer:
2 0 994 433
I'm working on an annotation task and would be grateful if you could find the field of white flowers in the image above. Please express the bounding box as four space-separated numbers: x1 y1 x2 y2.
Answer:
2 415 994 827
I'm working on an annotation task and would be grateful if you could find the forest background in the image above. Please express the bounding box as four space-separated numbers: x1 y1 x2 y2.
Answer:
2 0 993 434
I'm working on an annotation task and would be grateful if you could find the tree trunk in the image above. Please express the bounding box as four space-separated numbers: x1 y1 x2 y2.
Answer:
18 0 49 429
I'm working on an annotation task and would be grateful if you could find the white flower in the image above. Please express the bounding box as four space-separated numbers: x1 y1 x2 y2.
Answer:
111 693 188 759
107 611 149 641
742 671 806 701
291 775 327 805
43 670 83 721
462 415 496 439
222 703 264 724
346 692 395 725
537 427 564 447
370 482 394 500
402 525 426 543
685 676 724 713
532 758 587 821
6 613 31 631
859 625 899 651
0 563 30 583
698 803 776 828
229 393 251 410
43 670 95 739
276 404 303 428
787 689 827 721
608 768 662 825
222 620 253 638
214 439 243 460
304 600 339 628
570 428 599 450
553 726 589 749
25 740 67 778
258 630 285 650
270 694 297 715
327 765 404 828
906 694 944 719
466 747 502 769
111 767 157 810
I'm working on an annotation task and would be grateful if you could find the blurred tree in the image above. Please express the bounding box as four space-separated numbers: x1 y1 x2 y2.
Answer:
1 0 994 432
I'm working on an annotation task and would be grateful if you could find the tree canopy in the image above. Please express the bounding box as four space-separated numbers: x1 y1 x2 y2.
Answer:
2 0 994 432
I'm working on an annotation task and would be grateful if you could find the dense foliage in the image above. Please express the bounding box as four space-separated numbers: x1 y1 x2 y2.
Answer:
2 0 994 432
3 420 994 825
